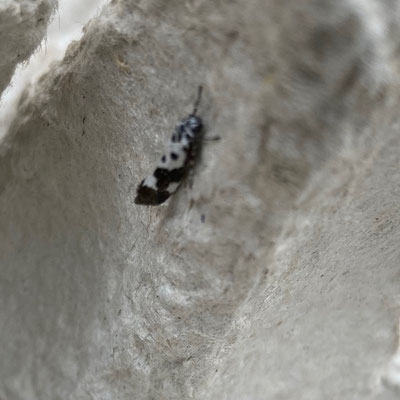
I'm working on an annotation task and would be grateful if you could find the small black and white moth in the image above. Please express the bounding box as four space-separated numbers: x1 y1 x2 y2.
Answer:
134 86 205 206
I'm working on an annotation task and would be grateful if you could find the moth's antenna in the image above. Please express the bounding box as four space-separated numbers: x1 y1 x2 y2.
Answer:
192 85 203 115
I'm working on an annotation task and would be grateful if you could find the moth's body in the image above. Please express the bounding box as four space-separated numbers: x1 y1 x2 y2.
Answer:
134 114 204 205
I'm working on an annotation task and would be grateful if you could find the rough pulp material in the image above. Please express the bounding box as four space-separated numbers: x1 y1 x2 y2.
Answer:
1 0 400 399
0 0 57 95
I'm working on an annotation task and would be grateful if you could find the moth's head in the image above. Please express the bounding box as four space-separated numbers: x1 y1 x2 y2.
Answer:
184 115 203 134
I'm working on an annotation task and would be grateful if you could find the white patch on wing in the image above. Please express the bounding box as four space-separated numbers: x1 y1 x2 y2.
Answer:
143 174 157 189
167 182 180 193
157 141 188 170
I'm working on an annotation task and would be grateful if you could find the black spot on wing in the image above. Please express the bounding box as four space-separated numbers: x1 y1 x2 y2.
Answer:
169 168 186 181
170 152 178 160
134 183 170 205
154 167 186 190
161 155 166 163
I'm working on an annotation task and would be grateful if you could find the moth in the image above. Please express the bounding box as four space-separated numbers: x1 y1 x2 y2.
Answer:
135 86 206 206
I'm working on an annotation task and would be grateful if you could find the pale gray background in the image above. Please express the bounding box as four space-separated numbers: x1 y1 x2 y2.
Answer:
1 0 400 399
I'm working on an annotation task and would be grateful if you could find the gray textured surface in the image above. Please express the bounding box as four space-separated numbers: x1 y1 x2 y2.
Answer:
0 0 57 95
1 0 400 399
